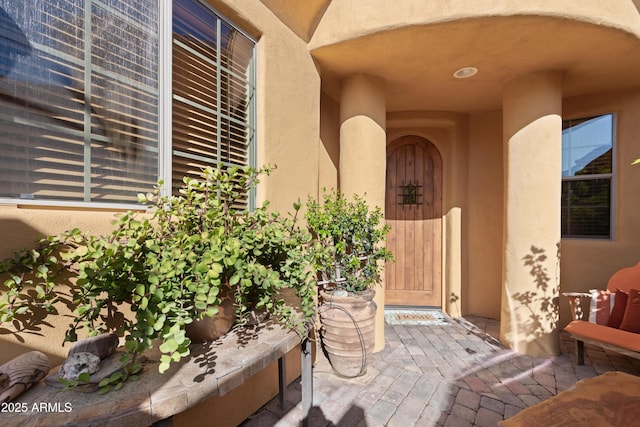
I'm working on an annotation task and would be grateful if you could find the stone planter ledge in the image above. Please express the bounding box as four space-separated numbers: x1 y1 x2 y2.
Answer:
0 321 306 427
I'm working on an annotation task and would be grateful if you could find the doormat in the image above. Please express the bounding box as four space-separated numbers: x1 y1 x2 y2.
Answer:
384 309 451 326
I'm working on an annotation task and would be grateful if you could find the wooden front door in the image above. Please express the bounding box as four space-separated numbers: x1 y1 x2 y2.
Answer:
385 135 442 307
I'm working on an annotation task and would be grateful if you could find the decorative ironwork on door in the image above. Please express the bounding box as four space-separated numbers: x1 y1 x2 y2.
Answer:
398 180 422 206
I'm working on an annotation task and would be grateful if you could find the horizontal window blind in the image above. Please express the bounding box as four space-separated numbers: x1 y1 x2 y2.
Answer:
0 0 159 204
172 0 255 209
561 178 611 238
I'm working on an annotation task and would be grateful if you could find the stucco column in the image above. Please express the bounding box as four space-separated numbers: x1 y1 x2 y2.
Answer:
339 74 387 352
501 71 562 357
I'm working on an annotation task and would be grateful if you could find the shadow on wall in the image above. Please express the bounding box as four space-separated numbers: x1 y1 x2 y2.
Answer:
0 218 130 363
0 218 48 259
319 92 341 191
0 218 66 362
511 244 561 339
0 218 72 332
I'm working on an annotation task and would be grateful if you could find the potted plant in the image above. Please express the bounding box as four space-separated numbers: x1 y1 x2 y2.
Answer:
305 189 393 377
0 165 316 392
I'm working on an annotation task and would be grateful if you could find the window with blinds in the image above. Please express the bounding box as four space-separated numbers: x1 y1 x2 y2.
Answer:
172 0 256 209
0 0 255 208
0 1 159 205
561 114 614 239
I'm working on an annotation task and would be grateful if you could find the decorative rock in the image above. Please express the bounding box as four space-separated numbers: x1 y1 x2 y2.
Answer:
44 350 134 392
0 351 50 403
58 352 101 381
68 333 119 360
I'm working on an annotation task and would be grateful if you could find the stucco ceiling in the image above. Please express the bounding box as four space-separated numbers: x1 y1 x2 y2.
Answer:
311 15 640 113
257 0 640 114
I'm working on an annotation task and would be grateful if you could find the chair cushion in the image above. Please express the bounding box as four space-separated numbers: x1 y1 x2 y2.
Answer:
607 289 629 329
620 289 640 333
565 320 640 352
588 289 614 325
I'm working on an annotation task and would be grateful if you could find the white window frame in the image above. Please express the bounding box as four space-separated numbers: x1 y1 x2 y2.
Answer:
0 0 256 210
561 113 616 240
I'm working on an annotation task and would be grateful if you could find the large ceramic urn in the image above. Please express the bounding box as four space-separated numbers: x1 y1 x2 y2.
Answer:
319 288 376 377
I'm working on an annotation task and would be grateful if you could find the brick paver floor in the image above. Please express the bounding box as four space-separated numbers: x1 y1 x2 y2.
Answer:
241 314 640 426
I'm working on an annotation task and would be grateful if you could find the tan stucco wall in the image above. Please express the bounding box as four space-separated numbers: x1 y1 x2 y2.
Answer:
466 111 504 319
254 24 321 211
0 206 126 260
318 91 340 192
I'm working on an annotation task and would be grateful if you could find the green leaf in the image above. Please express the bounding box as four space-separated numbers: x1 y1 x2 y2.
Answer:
110 371 124 382
136 284 146 297
124 340 137 352
153 314 166 331
159 338 179 354
159 355 172 373
37 265 49 276
207 263 223 278
195 262 209 274
98 385 112 395
98 377 113 388
204 306 219 317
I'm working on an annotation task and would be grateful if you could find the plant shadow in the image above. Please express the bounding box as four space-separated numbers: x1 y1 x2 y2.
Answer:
185 320 279 384
510 244 561 339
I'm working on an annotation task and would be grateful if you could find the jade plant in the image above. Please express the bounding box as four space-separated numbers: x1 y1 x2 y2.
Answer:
0 165 316 392
305 189 393 293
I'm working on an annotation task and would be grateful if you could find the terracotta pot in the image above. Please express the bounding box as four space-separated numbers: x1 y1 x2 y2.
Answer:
319 288 377 377
185 288 237 343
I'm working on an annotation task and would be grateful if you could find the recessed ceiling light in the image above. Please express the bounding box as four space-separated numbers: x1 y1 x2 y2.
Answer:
453 67 478 79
